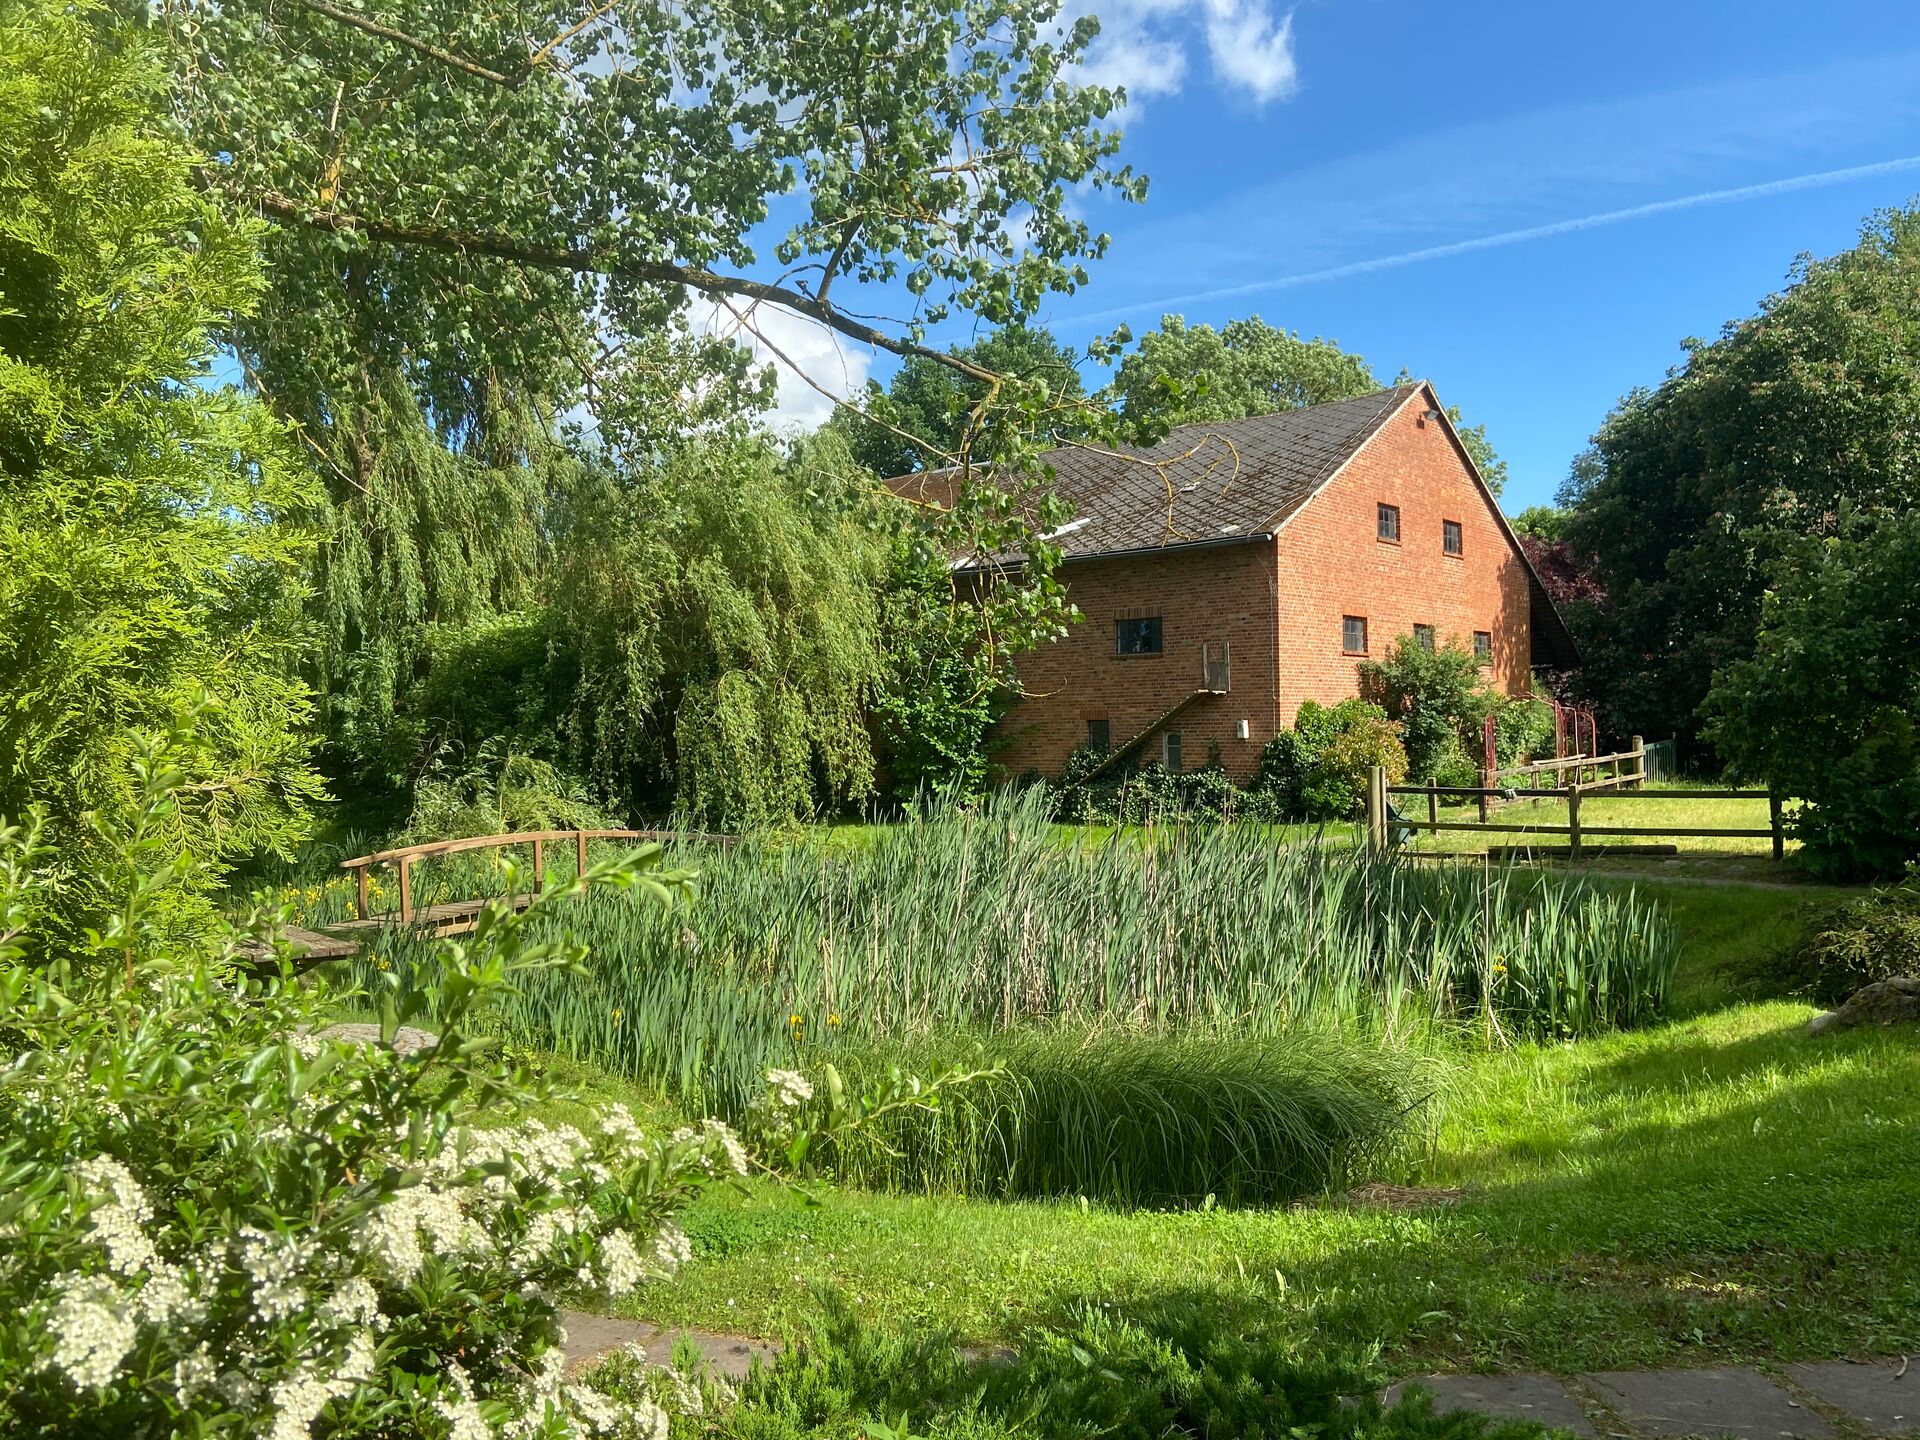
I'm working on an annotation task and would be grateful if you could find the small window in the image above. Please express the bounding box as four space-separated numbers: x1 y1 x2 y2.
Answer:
1443 519 1463 556
1342 615 1368 655
1473 630 1492 663
1087 718 1110 751
1162 730 1183 772
1413 624 1436 651
1376 503 1400 543
1116 616 1163 656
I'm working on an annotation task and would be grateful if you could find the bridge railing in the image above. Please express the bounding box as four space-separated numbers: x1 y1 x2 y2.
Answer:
339 828 735 924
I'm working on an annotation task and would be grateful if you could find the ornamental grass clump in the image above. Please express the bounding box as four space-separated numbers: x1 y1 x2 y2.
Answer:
817 1028 1432 1206
0 735 963 1438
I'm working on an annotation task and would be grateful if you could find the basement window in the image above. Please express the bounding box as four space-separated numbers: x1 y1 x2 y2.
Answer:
1443 519 1464 557
1087 718 1111 751
1413 624 1436 651
1376 502 1400 543
1116 616 1163 656
1162 730 1184 773
1473 630 1493 663
1342 615 1368 655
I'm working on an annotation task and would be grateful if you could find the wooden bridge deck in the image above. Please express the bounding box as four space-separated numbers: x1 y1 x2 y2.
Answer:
324 892 535 938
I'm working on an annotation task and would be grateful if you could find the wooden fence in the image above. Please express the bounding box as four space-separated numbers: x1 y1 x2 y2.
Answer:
1365 763 1785 862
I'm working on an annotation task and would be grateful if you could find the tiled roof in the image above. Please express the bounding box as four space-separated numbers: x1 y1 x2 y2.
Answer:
1015 383 1419 561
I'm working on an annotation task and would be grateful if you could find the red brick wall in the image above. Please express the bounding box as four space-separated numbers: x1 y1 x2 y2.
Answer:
1272 393 1532 724
994 540 1280 781
991 388 1533 779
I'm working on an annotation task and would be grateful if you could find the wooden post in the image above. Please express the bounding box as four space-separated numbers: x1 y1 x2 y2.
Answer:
1631 734 1645 789
1478 764 1492 823
576 830 589 889
1769 790 1784 862
1366 765 1386 852
398 858 413 925
1568 783 1583 862
1427 781 1439 833
355 864 369 922
532 836 545 892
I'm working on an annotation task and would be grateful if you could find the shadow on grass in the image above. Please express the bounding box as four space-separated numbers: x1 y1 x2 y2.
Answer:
1021 1032 1920 1375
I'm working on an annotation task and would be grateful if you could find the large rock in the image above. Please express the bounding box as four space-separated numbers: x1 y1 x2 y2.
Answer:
1807 976 1920 1035
310 1022 441 1055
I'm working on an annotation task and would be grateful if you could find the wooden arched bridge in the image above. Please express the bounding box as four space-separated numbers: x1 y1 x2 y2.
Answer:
272 828 734 963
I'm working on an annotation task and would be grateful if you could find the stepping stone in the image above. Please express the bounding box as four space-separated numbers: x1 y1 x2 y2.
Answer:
1382 1374 1596 1434
560 1309 776 1380
1581 1367 1832 1439
1784 1361 1916 1434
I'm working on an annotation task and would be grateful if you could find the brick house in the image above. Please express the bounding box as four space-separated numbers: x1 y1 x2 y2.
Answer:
949 382 1578 781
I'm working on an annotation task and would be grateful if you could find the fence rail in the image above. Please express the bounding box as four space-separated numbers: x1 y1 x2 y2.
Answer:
339 827 736 924
1370 767 1785 862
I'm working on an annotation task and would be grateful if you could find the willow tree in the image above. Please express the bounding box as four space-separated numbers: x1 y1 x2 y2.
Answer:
145 0 1141 806
0 0 321 921
552 438 884 827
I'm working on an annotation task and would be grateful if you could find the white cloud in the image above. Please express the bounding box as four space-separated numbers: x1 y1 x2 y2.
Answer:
1199 0 1297 103
1067 0 1296 106
688 295 871 434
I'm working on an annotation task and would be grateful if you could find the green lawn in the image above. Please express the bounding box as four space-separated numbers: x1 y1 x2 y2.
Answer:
570 878 1920 1380
1399 780 1790 859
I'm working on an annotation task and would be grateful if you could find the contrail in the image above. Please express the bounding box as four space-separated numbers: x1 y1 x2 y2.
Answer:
1071 154 1920 325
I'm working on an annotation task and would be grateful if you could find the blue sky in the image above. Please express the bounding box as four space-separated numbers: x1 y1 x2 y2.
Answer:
749 0 1920 511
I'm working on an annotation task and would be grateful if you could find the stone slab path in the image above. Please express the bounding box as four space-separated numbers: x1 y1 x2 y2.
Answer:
1388 1361 1913 1438
563 1316 1912 1439
560 1310 775 1380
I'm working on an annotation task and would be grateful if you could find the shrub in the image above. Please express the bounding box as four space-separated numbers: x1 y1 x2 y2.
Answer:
817 1028 1432 1206
1358 638 1554 785
1777 882 1920 1003
1359 637 1490 782
1704 512 1920 880
645 1289 1545 1440
1252 699 1407 820
1784 708 1920 882
0 735 956 1437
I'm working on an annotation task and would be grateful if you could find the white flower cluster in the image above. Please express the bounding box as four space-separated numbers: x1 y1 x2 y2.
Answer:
767 1069 814 1108
42 1275 136 1391
12 1048 745 1439
74 1157 157 1276
235 1227 317 1323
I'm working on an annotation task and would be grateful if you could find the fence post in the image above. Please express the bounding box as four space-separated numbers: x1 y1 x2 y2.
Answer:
532 836 545 892
1631 734 1645 789
354 864 369 922
1769 790 1784 862
397 857 413 925
1568 783 1583 862
1427 781 1439 833
1366 765 1386 852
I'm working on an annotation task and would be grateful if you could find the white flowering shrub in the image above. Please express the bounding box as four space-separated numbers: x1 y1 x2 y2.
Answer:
0 737 960 1437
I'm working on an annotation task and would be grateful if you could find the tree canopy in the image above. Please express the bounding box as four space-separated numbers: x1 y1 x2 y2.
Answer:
1099 315 1508 494
1103 315 1378 423
0 0 322 919
1560 205 1920 752
835 325 1088 479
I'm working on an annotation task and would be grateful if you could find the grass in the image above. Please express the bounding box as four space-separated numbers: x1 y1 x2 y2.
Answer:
592 878 1919 1379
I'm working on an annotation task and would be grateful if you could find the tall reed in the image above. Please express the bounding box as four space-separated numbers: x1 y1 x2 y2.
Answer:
329 790 1678 1115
